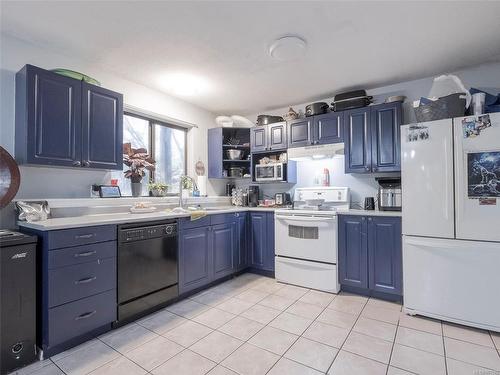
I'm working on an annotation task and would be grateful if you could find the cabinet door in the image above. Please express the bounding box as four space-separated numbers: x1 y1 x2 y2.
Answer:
24 66 82 167
344 108 371 173
208 128 223 178
251 126 267 152
288 118 312 148
235 213 248 270
268 122 287 150
370 102 402 172
250 212 267 269
367 216 402 295
81 83 123 170
265 213 275 272
313 112 343 144
212 223 235 280
179 227 212 294
338 215 368 288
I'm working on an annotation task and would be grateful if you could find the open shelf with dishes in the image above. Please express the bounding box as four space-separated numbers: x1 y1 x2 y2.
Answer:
208 127 252 179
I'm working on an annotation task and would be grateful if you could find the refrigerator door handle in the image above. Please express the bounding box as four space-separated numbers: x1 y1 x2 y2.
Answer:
405 237 457 249
443 139 452 223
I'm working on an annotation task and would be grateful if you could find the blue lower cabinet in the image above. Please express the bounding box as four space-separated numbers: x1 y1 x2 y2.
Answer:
235 212 248 270
212 223 236 280
367 216 402 295
249 212 275 272
20 225 118 356
338 215 368 289
338 215 402 298
178 226 212 294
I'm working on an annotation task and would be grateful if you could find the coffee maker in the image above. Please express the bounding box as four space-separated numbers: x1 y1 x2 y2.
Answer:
248 185 260 207
376 178 402 211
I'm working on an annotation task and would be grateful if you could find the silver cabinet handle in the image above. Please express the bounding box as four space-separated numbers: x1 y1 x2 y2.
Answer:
82 161 90 167
74 276 97 284
74 250 97 258
75 311 97 320
72 161 81 167
75 234 95 239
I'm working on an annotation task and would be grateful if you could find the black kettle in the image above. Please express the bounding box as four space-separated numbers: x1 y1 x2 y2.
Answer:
364 197 375 210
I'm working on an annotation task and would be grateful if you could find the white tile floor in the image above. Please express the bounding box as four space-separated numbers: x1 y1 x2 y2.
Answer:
11 274 500 375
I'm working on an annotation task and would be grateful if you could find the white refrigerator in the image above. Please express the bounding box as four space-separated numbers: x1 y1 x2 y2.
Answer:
401 112 500 332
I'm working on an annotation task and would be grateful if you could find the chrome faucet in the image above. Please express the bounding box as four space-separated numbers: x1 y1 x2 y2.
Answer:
178 175 198 210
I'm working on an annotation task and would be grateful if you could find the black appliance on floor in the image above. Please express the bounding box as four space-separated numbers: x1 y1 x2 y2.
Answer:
0 230 37 375
116 220 178 324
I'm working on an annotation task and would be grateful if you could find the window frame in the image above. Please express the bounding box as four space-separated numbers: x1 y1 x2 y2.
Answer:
123 111 188 194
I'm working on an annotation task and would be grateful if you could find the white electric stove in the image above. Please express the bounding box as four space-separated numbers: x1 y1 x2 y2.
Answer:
274 187 349 293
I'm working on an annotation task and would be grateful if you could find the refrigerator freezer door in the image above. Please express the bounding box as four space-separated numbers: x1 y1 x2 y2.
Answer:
403 235 500 332
401 119 454 238
454 113 500 242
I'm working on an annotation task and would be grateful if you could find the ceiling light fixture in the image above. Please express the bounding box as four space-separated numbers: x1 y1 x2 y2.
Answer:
158 72 211 97
269 35 307 61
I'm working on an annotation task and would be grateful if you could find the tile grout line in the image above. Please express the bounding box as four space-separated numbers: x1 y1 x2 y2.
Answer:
384 310 400 375
324 294 370 374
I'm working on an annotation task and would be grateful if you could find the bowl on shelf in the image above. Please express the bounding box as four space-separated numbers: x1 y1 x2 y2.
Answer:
226 149 244 160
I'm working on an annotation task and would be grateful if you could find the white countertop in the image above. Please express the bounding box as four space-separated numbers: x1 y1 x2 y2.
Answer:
17 206 278 231
337 209 402 217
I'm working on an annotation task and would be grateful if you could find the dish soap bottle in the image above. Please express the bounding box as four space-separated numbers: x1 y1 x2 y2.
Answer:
322 168 330 186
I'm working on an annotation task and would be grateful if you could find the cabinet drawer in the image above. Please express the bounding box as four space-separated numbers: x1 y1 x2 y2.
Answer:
179 216 211 230
48 290 116 348
47 225 116 249
48 257 116 307
211 213 239 225
48 241 116 269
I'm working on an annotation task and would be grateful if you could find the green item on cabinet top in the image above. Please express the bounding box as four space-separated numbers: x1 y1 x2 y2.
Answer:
51 68 101 86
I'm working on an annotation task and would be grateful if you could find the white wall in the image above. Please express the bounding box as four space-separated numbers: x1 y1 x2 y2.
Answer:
0 33 226 202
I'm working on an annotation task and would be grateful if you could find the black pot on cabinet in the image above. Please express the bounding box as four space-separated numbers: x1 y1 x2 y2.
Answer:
305 102 329 117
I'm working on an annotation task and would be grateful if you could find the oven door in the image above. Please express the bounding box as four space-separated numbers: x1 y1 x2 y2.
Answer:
275 213 337 263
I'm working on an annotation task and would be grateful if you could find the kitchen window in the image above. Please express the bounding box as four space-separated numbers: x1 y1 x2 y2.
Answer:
111 112 187 196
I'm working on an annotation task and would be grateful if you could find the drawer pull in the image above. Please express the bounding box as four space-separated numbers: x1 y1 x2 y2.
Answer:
75 310 97 320
74 250 97 258
74 276 97 284
75 234 95 239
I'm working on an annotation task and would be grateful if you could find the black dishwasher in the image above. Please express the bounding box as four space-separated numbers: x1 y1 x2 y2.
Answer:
117 220 178 324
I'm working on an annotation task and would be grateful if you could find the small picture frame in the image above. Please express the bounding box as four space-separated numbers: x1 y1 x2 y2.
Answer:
99 185 121 198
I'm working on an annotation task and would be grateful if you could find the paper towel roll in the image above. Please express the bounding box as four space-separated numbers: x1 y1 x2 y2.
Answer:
197 176 207 196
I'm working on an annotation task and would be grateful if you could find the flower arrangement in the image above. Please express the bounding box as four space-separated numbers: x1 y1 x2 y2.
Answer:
123 143 156 183
148 182 169 197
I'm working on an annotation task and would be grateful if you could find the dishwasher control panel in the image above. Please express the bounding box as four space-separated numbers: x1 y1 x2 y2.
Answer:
120 223 177 243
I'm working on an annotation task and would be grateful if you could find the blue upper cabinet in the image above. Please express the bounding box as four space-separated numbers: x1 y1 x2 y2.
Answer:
287 118 312 148
250 122 286 152
250 126 267 152
370 102 402 173
16 65 82 167
313 112 344 145
268 122 287 150
344 103 402 174
344 107 372 173
15 64 123 170
338 215 368 289
367 216 402 295
82 83 123 170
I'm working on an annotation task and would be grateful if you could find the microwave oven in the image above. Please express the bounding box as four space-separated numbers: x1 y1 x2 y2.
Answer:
255 163 285 182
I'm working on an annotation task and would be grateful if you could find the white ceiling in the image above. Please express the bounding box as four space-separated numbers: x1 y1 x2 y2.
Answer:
2 1 500 115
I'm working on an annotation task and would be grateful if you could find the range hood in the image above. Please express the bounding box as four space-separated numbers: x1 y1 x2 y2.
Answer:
287 143 344 161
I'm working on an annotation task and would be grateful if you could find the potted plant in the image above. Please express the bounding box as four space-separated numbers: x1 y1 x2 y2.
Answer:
148 182 169 197
123 143 156 197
